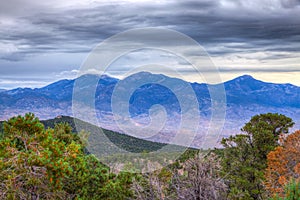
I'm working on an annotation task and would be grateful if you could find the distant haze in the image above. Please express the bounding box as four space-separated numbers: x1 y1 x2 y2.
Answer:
0 72 299 148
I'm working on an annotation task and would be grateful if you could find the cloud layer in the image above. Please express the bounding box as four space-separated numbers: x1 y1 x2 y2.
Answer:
0 0 300 88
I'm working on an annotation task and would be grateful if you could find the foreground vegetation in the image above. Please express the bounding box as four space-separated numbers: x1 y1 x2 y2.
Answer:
0 113 299 199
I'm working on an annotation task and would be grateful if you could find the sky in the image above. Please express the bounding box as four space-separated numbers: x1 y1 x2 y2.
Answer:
0 0 300 89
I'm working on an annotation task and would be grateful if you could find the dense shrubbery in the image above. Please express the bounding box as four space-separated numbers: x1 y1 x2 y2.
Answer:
133 113 298 200
265 130 300 198
0 113 299 199
270 179 300 200
0 113 133 199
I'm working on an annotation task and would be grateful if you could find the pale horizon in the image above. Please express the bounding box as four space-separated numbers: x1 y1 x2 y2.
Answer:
1 71 299 90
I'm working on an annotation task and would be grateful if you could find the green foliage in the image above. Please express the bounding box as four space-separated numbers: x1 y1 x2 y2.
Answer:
241 113 294 161
0 113 72 199
270 179 300 200
1 112 297 199
101 172 134 199
0 113 134 199
221 113 294 200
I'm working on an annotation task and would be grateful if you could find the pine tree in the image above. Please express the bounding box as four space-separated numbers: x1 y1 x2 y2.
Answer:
0 113 134 199
221 113 294 199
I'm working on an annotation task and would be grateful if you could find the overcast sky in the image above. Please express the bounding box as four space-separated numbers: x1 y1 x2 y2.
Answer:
0 0 300 89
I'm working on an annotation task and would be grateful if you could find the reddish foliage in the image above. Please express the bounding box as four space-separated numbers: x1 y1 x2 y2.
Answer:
265 130 300 196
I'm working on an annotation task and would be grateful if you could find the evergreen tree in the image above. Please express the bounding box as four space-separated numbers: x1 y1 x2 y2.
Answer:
0 113 134 199
221 113 294 199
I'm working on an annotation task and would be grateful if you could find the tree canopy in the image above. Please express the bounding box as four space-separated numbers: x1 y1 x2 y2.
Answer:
221 113 294 199
0 113 133 199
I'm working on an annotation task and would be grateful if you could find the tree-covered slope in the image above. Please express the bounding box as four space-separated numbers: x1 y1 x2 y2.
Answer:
25 115 176 153
1 115 194 157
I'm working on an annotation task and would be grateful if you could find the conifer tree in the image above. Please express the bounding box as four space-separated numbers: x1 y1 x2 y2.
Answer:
221 113 294 199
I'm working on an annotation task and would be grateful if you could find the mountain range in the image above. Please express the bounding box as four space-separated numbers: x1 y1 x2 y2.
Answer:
1 72 299 148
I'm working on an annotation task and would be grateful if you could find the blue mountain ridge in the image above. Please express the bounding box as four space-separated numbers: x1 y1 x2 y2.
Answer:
0 72 299 138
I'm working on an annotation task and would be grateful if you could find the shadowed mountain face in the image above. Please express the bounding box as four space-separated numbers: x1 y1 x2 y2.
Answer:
0 72 299 146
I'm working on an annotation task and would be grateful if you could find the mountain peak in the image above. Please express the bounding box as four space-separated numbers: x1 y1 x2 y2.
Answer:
224 74 267 92
225 74 264 85
233 74 256 82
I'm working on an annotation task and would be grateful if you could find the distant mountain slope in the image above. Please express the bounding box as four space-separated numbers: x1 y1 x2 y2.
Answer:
1 72 299 114
0 72 299 147
41 116 172 153
0 115 185 153
223 75 300 107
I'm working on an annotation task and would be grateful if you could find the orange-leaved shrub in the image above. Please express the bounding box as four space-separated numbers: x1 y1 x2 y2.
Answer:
265 130 300 197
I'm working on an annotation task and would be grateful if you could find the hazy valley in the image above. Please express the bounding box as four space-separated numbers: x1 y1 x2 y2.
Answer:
1 72 299 148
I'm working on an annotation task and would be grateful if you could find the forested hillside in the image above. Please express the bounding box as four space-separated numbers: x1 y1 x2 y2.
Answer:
0 113 299 199
41 116 170 153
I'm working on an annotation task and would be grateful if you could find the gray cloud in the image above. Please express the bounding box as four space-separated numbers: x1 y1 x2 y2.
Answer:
280 0 300 8
0 0 300 88
1 0 300 57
